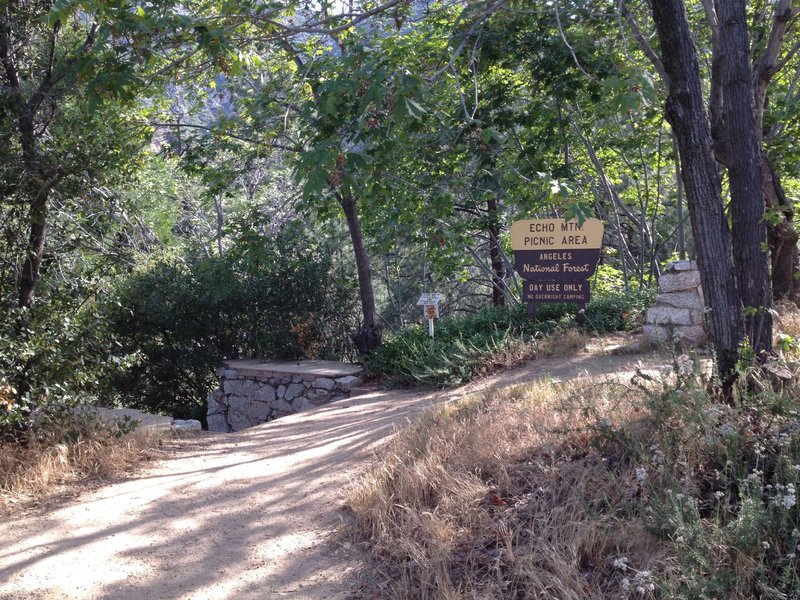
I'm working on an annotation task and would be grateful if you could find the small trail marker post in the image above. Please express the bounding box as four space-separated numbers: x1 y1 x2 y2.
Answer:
510 218 604 326
417 293 444 339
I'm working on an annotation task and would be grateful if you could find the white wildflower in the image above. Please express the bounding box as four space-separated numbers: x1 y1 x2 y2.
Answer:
635 467 647 483
746 470 763 482
613 557 629 571
632 570 654 595
771 483 796 509
676 354 693 376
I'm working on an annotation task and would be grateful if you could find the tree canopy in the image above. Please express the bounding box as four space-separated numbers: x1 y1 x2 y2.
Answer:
2 0 800 417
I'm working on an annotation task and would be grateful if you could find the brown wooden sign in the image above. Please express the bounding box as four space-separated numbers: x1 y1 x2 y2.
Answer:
510 218 604 317
522 280 591 304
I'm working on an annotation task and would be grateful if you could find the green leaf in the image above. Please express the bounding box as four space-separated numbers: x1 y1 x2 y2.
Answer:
563 201 593 226
403 97 426 119
47 0 78 27
480 127 505 144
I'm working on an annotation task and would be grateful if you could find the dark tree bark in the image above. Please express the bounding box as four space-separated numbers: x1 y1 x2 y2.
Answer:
753 0 800 303
487 196 505 306
717 0 772 354
626 0 799 306
18 192 49 310
339 193 383 354
651 0 744 385
763 156 800 303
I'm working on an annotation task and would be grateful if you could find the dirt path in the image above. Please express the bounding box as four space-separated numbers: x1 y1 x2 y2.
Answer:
0 338 674 600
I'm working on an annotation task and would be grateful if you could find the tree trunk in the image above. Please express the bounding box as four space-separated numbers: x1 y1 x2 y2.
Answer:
339 193 383 354
18 190 48 310
763 155 800 303
651 0 744 386
717 0 772 354
487 197 505 306
14 95 59 313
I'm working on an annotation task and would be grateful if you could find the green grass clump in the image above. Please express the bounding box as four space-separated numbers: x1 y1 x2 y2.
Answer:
366 289 654 386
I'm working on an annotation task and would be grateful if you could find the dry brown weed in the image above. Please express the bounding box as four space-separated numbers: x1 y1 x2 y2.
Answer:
0 414 161 515
348 378 667 599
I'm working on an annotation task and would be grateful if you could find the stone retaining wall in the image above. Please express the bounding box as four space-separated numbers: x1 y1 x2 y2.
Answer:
644 260 707 346
206 360 363 432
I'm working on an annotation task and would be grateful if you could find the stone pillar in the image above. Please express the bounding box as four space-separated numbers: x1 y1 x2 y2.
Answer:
644 260 707 346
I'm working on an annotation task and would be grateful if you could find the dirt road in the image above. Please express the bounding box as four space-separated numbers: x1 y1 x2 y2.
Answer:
0 343 671 599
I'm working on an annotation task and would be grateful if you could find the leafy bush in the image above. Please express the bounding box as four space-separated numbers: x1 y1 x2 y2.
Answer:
0 300 129 436
365 289 654 386
580 358 800 598
105 221 358 418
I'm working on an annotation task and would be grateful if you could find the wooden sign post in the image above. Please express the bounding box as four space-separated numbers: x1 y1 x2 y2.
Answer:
510 218 604 323
417 293 444 339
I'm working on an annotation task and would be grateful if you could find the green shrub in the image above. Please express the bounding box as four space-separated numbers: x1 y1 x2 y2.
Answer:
366 288 654 386
104 221 358 418
0 298 128 436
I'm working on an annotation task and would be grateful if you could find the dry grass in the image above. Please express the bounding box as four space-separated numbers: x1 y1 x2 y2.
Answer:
774 300 800 351
473 328 589 382
350 325 800 600
0 413 161 514
349 377 667 599
536 326 589 357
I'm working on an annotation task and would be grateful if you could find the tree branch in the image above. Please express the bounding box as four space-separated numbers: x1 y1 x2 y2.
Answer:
253 0 405 39
149 121 300 152
619 0 667 82
754 0 797 144
700 0 725 151
27 23 98 118
426 0 509 83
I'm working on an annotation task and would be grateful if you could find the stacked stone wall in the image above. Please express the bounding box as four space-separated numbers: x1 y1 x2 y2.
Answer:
644 260 707 346
207 364 362 432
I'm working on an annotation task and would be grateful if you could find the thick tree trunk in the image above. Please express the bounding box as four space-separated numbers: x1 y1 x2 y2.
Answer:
339 193 383 354
718 0 772 354
487 197 505 306
651 0 744 385
763 155 800 304
18 191 48 310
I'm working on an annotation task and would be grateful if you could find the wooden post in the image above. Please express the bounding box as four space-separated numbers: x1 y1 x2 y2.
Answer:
577 302 587 327
527 301 537 322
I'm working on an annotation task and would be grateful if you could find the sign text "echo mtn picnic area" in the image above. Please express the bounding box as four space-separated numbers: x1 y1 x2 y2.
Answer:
510 218 604 314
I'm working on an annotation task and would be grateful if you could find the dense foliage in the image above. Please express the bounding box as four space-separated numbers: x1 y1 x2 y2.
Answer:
366 288 655 386
105 222 357 419
0 0 798 424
